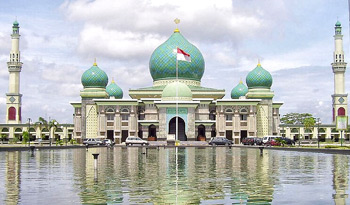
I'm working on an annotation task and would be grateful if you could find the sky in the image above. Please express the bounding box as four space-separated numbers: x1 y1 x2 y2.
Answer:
0 0 348 124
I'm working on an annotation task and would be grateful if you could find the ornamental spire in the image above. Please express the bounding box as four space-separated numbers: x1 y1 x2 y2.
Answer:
93 58 97 66
174 18 180 33
257 59 261 67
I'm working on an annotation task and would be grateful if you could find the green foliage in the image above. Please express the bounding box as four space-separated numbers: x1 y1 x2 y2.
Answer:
280 113 314 125
56 140 63 146
9 136 19 144
1 134 7 141
22 131 29 144
69 139 76 144
325 145 350 149
303 117 315 130
35 117 48 129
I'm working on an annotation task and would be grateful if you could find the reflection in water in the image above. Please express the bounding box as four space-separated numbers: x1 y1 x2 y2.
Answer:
0 147 349 204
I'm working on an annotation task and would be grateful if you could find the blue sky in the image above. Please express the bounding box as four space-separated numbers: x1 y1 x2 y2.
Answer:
0 0 348 124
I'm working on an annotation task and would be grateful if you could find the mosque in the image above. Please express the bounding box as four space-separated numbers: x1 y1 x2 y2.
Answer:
0 20 348 144
71 21 282 144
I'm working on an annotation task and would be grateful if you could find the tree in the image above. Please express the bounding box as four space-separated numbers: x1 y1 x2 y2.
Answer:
35 117 48 139
49 119 59 145
280 113 314 125
22 131 29 145
303 117 315 140
303 117 315 130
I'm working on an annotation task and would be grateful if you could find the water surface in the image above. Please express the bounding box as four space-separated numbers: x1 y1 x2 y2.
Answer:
0 147 348 204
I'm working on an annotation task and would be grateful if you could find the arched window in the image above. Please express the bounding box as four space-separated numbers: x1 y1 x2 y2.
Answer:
106 108 114 113
121 108 129 121
8 107 16 120
338 107 346 116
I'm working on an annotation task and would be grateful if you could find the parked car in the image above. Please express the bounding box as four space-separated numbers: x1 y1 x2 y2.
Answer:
125 137 149 146
83 138 103 146
209 137 233 146
262 136 278 144
242 137 263 145
276 137 295 145
102 139 115 146
265 139 281 146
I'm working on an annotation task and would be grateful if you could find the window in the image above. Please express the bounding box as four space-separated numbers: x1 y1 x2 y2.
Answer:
8 107 16 120
226 114 232 121
107 114 114 121
240 114 247 121
209 110 216 120
121 108 129 113
122 114 129 121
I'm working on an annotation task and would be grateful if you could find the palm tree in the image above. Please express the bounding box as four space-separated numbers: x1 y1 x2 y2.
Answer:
35 117 48 140
49 119 59 146
303 117 315 140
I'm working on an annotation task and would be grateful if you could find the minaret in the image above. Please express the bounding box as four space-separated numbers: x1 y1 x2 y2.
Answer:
6 20 23 124
332 20 348 123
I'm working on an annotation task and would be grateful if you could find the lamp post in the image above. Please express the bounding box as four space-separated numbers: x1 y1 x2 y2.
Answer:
27 118 32 147
316 118 321 148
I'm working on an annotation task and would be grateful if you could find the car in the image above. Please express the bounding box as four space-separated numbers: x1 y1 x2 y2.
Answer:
83 138 102 146
125 137 149 146
102 139 115 146
276 137 295 145
209 137 233 146
242 137 263 145
265 139 281 146
262 136 278 144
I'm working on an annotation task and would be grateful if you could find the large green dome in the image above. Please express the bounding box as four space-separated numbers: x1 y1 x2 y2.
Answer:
149 30 205 82
246 63 272 89
162 81 192 101
106 80 123 99
81 63 108 88
231 80 248 99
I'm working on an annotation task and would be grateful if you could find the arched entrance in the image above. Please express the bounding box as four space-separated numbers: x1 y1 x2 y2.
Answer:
169 117 187 141
148 124 157 141
197 125 206 141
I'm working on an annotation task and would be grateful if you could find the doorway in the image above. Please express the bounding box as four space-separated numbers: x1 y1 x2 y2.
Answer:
121 130 128 142
197 125 206 141
240 130 247 142
169 117 187 141
107 130 114 141
226 130 233 140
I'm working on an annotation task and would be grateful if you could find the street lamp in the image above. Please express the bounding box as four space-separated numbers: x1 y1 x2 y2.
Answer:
316 118 321 148
27 118 32 147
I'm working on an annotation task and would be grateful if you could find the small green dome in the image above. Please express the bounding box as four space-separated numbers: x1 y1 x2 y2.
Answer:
231 80 248 99
81 63 108 88
13 20 19 26
335 21 341 27
106 80 123 99
162 81 192 101
246 63 273 89
149 30 205 82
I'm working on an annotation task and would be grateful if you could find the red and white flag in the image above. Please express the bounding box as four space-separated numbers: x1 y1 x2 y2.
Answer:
177 48 191 62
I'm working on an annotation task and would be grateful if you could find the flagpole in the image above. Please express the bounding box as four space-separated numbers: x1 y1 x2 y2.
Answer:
176 47 178 142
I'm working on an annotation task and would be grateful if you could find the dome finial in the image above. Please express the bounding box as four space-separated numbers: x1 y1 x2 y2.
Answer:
111 77 115 83
174 18 180 33
93 58 97 66
239 78 243 84
257 59 261 66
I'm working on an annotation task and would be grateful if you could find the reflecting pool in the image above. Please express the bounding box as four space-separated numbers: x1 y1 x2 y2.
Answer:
0 147 349 204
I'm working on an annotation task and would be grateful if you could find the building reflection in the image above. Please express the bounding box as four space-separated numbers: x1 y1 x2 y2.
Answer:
5 151 21 204
333 154 349 204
